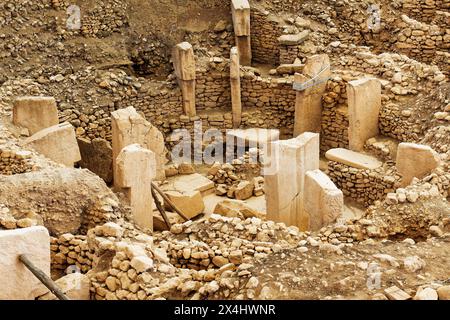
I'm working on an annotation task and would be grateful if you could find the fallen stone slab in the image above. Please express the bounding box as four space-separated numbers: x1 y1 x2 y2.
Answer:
25 122 81 167
164 173 215 197
165 190 205 219
278 30 310 45
325 148 382 170
213 199 264 219
226 128 280 147
38 273 90 300
13 96 59 135
0 226 50 300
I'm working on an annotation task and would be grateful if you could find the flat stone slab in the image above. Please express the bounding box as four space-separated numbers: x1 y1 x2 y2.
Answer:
226 128 280 146
325 148 382 170
0 226 50 300
162 173 215 196
278 30 310 45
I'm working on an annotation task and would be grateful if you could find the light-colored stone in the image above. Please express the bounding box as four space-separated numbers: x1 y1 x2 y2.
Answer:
437 286 450 300
265 132 319 229
396 143 440 187
304 169 343 231
172 42 196 116
278 30 310 45
130 256 154 273
116 144 156 231
230 47 242 128
231 0 251 65
234 180 254 200
347 78 382 152
13 96 59 135
111 106 166 182
25 122 81 167
0 226 50 300
414 287 438 300
213 199 264 219
325 148 382 170
165 190 204 219
39 273 90 300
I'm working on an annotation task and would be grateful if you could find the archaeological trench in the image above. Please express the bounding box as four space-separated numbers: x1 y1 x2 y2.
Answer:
0 0 449 301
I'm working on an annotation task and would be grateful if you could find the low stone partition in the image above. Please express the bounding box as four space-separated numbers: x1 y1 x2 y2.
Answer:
0 148 35 175
51 234 93 274
326 148 399 206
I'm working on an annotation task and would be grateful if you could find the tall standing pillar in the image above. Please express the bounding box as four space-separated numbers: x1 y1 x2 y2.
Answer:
293 54 331 136
230 47 242 128
116 144 156 232
172 42 196 117
231 0 252 66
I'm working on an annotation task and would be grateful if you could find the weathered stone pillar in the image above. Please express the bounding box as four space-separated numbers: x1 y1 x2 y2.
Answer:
347 78 381 152
231 0 252 66
0 226 50 300
25 122 81 167
230 46 242 128
293 54 331 136
304 169 343 231
13 96 59 135
116 144 156 231
264 132 319 230
111 106 166 185
396 143 440 187
172 42 196 117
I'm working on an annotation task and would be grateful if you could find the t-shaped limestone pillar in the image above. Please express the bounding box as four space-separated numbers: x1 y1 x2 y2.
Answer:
13 96 59 135
396 143 441 187
293 54 331 136
231 0 252 66
111 106 166 184
264 132 320 230
347 78 381 152
304 169 343 231
172 42 196 117
230 47 242 128
116 144 156 231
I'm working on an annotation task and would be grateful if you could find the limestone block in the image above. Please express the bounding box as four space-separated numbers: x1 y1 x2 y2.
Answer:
265 132 319 229
13 96 59 135
77 138 113 183
165 190 204 219
396 143 440 187
304 169 343 231
231 0 250 36
347 78 382 151
226 128 280 149
213 199 264 219
325 148 382 170
111 106 166 183
278 30 310 45
163 173 215 197
38 273 90 300
116 144 156 231
234 180 254 200
0 226 50 300
294 54 331 135
25 122 81 167
172 42 196 81
230 47 242 128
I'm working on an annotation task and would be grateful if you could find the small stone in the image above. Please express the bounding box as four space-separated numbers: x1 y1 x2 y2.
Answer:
16 218 34 228
403 256 426 272
437 286 450 300
414 287 438 300
130 256 154 273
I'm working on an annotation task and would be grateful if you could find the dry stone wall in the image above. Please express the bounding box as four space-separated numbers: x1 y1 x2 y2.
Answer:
0 148 35 175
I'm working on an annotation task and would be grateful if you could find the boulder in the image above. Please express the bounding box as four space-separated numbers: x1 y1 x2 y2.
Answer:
234 180 254 200
165 190 205 219
214 199 264 219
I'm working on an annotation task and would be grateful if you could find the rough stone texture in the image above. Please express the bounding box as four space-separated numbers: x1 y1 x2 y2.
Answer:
294 54 331 136
77 138 113 183
265 132 319 230
231 0 252 65
396 143 441 187
172 42 196 116
25 122 81 167
0 168 122 235
116 144 156 231
39 273 90 300
213 199 264 219
0 226 50 300
347 78 382 152
111 106 166 183
13 96 59 135
304 169 343 231
165 190 205 219
325 148 382 170
230 47 242 128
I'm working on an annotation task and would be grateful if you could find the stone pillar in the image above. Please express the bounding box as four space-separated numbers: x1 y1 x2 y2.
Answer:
396 143 440 187
111 106 166 185
293 54 331 136
172 42 196 117
0 226 50 300
231 0 252 66
304 169 343 231
264 132 319 230
25 122 81 167
116 144 156 231
13 96 59 135
347 78 381 152
230 47 242 128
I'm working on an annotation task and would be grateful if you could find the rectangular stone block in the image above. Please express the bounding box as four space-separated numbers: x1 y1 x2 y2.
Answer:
347 78 382 151
25 122 81 167
231 0 250 36
304 169 343 231
230 47 242 128
325 148 382 170
0 226 50 300
172 42 196 81
13 96 59 135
